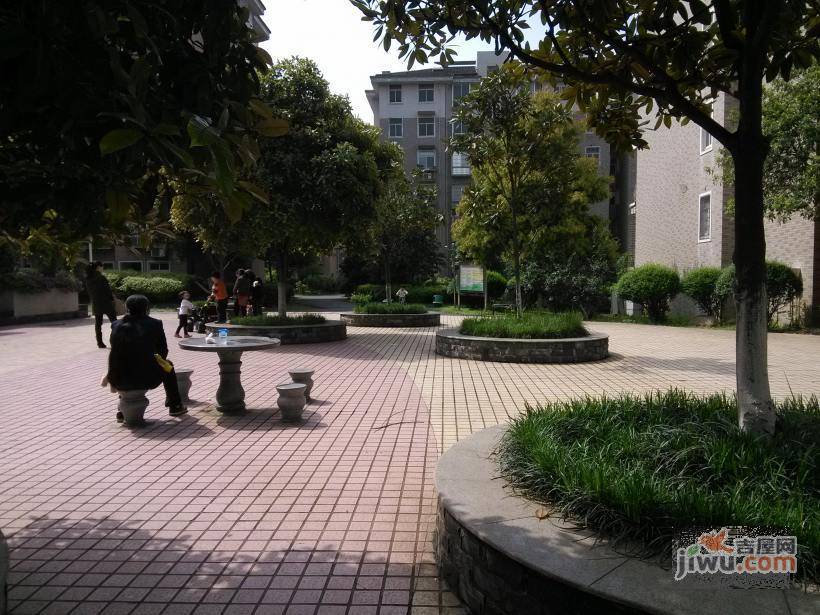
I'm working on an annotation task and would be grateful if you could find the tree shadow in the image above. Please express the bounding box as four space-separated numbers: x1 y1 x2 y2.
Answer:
4 515 432 613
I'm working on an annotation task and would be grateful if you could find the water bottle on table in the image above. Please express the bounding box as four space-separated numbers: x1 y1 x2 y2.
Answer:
218 328 228 345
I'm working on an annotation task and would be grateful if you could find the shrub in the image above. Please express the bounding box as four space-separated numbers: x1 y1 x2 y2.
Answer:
486 270 508 299
766 261 803 322
497 390 820 582
54 271 82 292
302 273 343 294
118 276 184 304
405 284 447 304
460 311 587 339
354 302 427 314
349 293 372 306
231 314 326 326
615 264 680 322
104 271 207 299
9 268 52 293
355 284 385 301
713 262 804 325
681 267 723 320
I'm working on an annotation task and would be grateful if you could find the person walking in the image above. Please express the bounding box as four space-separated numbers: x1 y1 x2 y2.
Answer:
85 261 117 348
210 271 228 323
175 290 194 338
233 268 251 317
105 294 187 424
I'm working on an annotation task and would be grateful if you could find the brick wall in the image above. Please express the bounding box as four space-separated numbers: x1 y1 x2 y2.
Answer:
765 216 819 320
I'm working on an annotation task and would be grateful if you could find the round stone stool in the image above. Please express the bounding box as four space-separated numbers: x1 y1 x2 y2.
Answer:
175 368 194 402
118 390 149 426
277 383 307 422
288 368 315 401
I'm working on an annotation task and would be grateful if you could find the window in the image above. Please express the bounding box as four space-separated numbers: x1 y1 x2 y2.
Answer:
418 84 434 103
418 116 435 137
698 192 711 241
388 118 403 138
585 146 601 166
451 152 470 176
451 119 466 136
119 261 143 272
416 148 436 170
700 127 713 154
452 184 465 203
453 82 472 101
148 261 170 272
389 84 402 103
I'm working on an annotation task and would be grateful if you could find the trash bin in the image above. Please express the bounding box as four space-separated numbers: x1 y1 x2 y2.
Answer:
432 294 444 307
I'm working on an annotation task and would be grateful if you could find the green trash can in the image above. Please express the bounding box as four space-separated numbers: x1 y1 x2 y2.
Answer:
432 294 444 307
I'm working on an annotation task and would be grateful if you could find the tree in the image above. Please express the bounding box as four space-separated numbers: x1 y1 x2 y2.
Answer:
354 0 820 436
0 0 279 254
255 58 398 315
450 65 609 315
372 173 442 301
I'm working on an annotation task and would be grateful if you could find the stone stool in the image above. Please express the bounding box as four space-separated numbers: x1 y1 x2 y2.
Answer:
175 368 194 402
118 390 149 426
276 383 307 422
288 368 315 401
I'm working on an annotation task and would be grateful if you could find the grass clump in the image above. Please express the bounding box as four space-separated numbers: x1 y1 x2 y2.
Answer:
231 314 326 326
354 302 427 314
460 311 586 339
497 390 820 582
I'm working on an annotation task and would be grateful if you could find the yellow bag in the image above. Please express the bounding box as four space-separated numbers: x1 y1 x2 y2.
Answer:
155 354 174 373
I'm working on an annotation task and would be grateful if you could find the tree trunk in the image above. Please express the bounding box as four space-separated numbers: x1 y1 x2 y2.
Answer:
276 249 288 318
384 252 392 303
733 49 774 436
483 266 488 311
509 203 523 318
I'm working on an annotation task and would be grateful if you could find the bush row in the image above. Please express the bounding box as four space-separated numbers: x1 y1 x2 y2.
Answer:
616 262 803 323
9 268 82 293
354 283 450 305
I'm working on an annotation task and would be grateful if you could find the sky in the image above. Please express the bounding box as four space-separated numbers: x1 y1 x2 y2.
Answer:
260 0 502 123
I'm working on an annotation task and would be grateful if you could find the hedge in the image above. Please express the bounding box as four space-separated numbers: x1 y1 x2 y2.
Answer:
615 264 681 322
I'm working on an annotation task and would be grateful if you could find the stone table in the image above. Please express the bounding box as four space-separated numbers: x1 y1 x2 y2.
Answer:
178 336 280 413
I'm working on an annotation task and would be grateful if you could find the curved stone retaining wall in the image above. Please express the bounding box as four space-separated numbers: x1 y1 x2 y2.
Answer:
205 321 346 345
437 426 814 615
340 311 440 328
435 328 608 363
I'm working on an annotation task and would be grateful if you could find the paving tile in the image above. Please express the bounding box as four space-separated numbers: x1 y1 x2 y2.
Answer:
2 312 818 614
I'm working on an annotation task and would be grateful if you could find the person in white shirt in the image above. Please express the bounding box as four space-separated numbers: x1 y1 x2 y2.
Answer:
396 287 409 304
174 291 194 338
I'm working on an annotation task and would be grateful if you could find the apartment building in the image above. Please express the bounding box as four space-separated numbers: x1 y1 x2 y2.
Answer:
631 95 819 320
366 51 619 253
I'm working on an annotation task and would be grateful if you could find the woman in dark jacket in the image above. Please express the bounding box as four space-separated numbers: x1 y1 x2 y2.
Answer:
86 261 117 348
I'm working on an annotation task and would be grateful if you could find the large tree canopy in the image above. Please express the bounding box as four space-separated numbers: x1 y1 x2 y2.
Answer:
354 0 820 436
254 57 399 314
0 0 278 254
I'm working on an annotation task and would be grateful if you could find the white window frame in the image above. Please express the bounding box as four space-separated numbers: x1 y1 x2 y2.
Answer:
698 191 712 242
389 84 402 104
452 184 465 203
417 116 435 138
453 82 472 101
148 261 170 272
418 84 434 103
700 127 713 154
585 146 601 167
451 119 466 136
119 261 143 272
416 148 436 170
388 118 403 138
451 152 470 176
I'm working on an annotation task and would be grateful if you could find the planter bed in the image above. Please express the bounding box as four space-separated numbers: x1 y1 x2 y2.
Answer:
437 426 818 615
205 320 346 345
435 327 608 363
340 311 440 328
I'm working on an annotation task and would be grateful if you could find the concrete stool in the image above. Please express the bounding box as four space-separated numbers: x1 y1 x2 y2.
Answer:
118 390 149 426
175 368 194 402
276 383 307 422
288 368 315 401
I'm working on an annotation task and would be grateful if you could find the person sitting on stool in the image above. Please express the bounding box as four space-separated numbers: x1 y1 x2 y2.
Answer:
104 294 188 424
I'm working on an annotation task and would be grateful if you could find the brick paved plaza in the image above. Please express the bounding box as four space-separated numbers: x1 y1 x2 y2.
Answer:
1 313 819 614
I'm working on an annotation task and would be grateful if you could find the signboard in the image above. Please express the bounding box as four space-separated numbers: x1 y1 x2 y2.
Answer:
459 264 484 293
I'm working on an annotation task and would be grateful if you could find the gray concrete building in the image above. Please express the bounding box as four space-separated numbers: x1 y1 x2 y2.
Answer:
632 94 819 320
366 51 619 256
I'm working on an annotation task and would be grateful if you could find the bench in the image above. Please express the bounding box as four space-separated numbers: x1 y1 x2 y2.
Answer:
288 368 314 401
491 303 514 314
175 368 194 402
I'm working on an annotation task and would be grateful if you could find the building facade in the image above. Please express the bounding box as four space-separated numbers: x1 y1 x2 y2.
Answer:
366 52 619 256
631 94 819 320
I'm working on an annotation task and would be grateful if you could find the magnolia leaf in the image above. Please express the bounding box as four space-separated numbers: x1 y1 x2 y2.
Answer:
152 123 181 137
237 180 269 204
105 190 132 223
99 128 143 155
248 98 273 119
256 117 289 137
187 115 219 147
